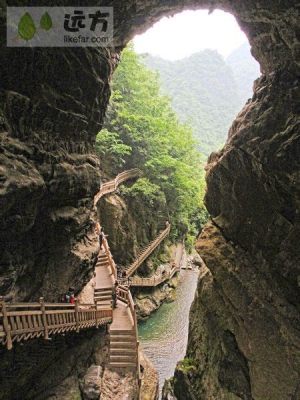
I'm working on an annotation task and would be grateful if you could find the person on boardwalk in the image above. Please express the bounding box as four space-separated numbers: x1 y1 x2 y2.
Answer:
65 287 75 303
69 292 75 304
112 281 118 309
99 227 105 249
94 222 105 250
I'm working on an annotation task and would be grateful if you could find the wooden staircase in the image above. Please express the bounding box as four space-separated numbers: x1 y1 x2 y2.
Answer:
94 288 113 309
109 313 137 370
126 243 184 287
125 221 171 277
108 286 140 371
94 234 140 375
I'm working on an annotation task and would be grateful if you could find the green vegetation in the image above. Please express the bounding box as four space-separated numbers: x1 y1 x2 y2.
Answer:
96 45 208 244
177 357 197 374
143 45 259 156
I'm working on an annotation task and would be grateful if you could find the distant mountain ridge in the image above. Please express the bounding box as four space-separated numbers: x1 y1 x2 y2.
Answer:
226 43 261 103
142 44 260 155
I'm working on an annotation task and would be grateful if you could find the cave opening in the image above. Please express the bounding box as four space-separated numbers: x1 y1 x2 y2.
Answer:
104 9 260 395
131 7 261 164
0 1 299 399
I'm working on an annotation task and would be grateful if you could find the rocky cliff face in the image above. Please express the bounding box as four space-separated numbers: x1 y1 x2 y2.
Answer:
0 327 108 400
0 0 299 399
175 67 300 399
98 191 167 267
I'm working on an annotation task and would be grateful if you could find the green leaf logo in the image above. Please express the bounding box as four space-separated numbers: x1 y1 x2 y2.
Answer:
18 12 36 41
40 12 52 31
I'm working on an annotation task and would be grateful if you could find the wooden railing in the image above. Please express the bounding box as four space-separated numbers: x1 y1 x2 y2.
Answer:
116 285 140 378
120 243 184 287
0 297 113 350
94 168 141 205
125 222 171 277
127 265 180 287
116 285 129 304
102 234 117 280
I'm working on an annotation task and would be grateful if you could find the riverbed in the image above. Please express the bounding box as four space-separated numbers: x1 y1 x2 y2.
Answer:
138 269 199 397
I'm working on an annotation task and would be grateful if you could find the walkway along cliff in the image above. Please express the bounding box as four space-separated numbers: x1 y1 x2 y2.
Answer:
0 170 139 352
0 169 176 396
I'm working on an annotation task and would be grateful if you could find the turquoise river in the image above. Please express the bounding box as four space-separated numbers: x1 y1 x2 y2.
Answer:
138 269 199 397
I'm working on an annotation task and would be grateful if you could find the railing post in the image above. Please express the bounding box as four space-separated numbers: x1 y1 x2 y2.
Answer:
95 303 98 328
0 296 12 350
137 340 141 381
39 297 49 340
75 298 79 332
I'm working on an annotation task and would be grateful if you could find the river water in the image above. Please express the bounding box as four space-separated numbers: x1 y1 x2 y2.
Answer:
138 269 199 397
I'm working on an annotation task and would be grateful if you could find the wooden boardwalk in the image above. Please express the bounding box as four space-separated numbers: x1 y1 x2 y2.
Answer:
94 168 141 205
0 297 112 350
94 242 140 373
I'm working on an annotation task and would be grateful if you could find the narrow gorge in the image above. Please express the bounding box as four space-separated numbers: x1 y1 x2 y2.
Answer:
0 1 299 400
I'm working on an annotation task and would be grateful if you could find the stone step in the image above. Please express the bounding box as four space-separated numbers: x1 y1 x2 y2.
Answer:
110 335 136 343
110 330 135 336
96 261 109 267
96 305 112 309
95 298 111 303
95 299 111 303
98 258 108 262
94 289 112 295
110 341 137 349
94 290 112 295
94 294 111 300
94 287 112 292
110 348 136 355
109 355 137 363
94 297 112 302
108 362 137 369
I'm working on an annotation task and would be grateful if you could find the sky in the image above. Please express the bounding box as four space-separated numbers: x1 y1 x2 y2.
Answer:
133 10 248 60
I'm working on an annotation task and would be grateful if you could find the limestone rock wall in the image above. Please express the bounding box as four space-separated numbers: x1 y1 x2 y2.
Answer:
177 66 300 400
0 0 298 301
0 328 108 400
98 192 168 266
0 12 120 301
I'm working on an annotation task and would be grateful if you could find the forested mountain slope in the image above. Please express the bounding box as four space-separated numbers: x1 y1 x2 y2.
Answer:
97 46 208 258
227 43 261 102
143 44 260 155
